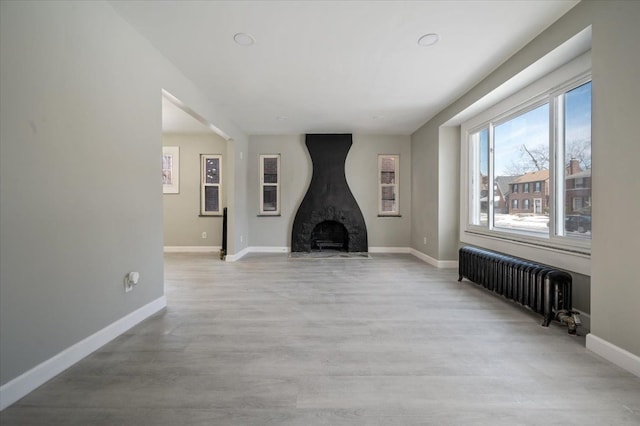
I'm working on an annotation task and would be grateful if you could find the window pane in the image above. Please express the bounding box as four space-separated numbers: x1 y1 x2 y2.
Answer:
380 156 396 184
162 155 173 184
262 185 278 211
470 129 489 226
561 81 592 238
206 158 220 184
263 157 278 184
381 185 397 212
204 186 219 212
493 103 550 235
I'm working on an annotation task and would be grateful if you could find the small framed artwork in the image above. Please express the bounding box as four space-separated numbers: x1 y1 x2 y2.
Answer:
162 146 180 194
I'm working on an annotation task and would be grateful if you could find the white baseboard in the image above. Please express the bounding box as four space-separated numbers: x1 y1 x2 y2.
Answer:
369 247 411 254
164 246 221 253
225 246 250 262
410 248 459 268
226 246 289 262
586 333 640 378
251 246 290 253
0 296 167 411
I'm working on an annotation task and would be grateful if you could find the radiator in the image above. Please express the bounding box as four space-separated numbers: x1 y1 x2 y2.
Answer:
458 246 577 332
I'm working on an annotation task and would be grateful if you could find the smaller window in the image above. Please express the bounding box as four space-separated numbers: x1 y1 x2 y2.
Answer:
513 184 518 193
534 181 542 192
260 154 280 215
523 183 530 193
512 199 518 209
379 155 399 215
523 199 530 210
201 154 222 215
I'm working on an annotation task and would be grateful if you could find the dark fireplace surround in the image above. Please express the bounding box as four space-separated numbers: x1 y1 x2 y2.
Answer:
291 134 368 253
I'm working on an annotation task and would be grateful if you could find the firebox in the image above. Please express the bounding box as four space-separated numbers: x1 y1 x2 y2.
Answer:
291 134 368 253
310 220 348 251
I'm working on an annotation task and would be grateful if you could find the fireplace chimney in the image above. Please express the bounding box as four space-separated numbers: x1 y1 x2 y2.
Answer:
291 134 368 253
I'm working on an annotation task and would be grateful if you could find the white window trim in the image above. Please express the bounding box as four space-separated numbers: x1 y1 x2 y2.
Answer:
459 52 592 275
200 154 222 216
259 154 281 216
378 154 400 216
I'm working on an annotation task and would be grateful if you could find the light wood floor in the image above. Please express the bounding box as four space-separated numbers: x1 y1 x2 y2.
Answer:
2 253 639 425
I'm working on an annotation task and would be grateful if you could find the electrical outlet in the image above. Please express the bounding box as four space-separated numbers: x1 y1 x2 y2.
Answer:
201 231 207 239
423 236 427 245
124 272 139 293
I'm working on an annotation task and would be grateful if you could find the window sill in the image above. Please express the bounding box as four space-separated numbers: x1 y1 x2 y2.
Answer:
199 214 223 217
378 214 402 217
461 229 590 275
257 214 281 217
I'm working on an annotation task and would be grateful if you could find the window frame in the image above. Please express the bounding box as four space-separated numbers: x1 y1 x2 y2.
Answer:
460 58 592 271
259 154 281 216
378 154 400 216
200 154 222 216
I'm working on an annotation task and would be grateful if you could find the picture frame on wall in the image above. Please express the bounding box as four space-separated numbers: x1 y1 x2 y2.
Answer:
162 146 180 194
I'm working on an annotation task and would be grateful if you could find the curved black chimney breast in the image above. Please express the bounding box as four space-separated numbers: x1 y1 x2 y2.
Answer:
291 134 368 252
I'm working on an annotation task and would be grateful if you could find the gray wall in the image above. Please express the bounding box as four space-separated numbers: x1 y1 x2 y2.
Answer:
247 134 411 248
589 1 640 357
411 122 440 257
0 1 248 386
162 133 227 247
410 1 640 357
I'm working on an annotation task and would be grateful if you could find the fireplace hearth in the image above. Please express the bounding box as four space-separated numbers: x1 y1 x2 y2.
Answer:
291 134 368 253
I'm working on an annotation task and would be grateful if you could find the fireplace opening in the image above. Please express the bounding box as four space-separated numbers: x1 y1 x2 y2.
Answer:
310 220 348 252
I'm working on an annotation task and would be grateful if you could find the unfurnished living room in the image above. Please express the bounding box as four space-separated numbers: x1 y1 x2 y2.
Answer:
1 1 639 425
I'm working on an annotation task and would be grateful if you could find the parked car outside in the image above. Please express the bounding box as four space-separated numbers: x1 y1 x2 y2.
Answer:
565 215 591 233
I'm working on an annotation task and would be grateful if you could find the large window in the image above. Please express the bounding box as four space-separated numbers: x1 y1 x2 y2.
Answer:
467 78 591 249
259 154 280 215
201 154 222 215
378 155 399 215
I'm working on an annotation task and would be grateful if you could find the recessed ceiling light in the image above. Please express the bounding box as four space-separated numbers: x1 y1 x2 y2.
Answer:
233 33 255 46
417 33 439 47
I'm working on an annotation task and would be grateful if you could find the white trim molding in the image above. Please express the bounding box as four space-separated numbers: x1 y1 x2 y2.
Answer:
0 296 167 411
369 247 411 254
586 334 640 378
225 246 251 262
251 246 290 253
225 246 289 262
410 249 459 269
164 246 221 253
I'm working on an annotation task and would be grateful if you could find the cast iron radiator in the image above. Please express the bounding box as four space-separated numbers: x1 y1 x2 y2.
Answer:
458 246 578 333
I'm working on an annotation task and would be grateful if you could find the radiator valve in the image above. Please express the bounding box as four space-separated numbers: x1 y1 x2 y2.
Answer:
555 310 581 335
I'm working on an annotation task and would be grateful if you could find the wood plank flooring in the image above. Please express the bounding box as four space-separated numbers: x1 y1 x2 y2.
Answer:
2 253 639 425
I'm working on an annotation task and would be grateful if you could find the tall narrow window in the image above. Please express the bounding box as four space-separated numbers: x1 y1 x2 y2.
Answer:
556 81 592 238
493 102 549 235
260 154 280 215
469 129 489 227
201 154 222 215
378 155 399 215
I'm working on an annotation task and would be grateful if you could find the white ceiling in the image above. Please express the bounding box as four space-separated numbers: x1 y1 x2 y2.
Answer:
112 0 579 136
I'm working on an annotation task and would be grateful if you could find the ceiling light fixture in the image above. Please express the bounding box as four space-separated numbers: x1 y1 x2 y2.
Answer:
233 33 255 46
417 33 439 47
